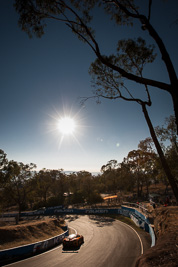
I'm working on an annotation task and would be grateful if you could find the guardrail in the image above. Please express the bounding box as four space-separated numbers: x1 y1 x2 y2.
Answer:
0 217 16 222
0 228 68 265
0 214 19 224
22 206 155 247
0 204 155 264
122 202 149 216
121 205 155 247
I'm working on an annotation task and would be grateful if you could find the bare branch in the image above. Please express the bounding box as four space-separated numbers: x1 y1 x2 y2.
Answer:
95 53 171 92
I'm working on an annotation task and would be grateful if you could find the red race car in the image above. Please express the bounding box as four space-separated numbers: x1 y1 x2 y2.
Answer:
63 234 84 249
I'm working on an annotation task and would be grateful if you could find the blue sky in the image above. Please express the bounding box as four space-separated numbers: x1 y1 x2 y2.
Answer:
0 1 177 172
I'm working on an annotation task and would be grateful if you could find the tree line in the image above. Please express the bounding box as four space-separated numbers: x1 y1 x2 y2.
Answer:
0 116 177 215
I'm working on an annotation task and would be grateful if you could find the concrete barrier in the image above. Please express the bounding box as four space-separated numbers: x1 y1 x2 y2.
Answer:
0 228 68 265
0 205 155 264
121 205 155 247
0 217 16 222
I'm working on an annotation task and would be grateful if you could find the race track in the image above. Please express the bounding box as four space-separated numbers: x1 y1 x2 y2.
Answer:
5 215 147 267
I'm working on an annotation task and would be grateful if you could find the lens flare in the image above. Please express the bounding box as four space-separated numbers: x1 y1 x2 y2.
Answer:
57 117 75 135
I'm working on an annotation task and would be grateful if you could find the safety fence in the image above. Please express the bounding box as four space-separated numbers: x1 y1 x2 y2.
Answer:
0 228 68 265
120 205 155 247
0 205 155 264
122 202 149 216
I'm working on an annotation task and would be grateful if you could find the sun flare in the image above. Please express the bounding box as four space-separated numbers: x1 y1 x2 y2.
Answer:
57 117 75 135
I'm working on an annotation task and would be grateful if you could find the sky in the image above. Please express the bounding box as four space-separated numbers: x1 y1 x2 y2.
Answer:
0 0 177 173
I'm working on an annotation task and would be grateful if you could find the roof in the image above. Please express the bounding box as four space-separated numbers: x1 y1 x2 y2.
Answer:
68 234 76 240
103 195 118 200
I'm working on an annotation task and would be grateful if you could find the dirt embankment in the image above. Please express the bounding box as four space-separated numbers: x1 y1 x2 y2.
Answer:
0 218 65 250
136 206 178 267
1 207 178 266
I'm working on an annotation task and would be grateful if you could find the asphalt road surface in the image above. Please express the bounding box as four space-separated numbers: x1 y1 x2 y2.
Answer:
5 215 150 267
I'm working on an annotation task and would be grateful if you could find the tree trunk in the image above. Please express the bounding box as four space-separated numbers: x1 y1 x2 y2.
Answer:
171 89 178 135
140 183 143 197
142 103 178 203
146 181 149 198
137 176 140 198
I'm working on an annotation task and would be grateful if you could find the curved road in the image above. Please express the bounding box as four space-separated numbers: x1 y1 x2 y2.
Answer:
5 215 149 267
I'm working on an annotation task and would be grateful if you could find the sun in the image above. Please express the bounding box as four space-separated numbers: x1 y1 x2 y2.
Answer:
46 107 85 149
57 117 75 135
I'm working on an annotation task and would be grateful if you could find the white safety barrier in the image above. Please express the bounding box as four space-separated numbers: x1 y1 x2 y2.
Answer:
0 228 68 265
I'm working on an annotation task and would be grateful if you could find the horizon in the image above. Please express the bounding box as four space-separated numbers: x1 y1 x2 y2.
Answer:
0 1 177 172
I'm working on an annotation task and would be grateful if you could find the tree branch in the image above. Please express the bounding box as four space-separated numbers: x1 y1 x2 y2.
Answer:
95 53 171 92
148 0 152 21
111 0 177 91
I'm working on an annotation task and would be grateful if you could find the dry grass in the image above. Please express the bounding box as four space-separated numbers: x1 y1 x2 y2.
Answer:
136 206 178 267
0 218 65 250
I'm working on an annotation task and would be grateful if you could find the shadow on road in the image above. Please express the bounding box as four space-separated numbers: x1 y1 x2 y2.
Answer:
89 215 115 227
62 250 79 253
62 244 84 253
65 215 79 222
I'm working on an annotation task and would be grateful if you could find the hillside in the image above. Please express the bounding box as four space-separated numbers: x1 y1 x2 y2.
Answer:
0 206 178 267
136 206 178 267
0 218 65 250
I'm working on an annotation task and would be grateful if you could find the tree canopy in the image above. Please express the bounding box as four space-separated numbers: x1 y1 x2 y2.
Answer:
14 0 178 131
14 0 178 201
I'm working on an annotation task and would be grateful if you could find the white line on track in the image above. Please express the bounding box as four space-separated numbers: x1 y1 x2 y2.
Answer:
118 220 144 255
4 220 143 267
68 226 78 235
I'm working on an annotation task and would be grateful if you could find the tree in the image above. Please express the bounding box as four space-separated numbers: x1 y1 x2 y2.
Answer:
138 138 158 195
3 161 36 215
155 115 178 153
0 150 8 212
33 169 53 206
154 116 178 188
124 150 145 198
48 169 67 203
124 145 159 198
101 160 119 194
14 0 178 202
95 173 107 193
117 162 135 193
101 160 118 173
0 149 7 170
165 147 178 182
14 0 178 132
0 149 8 186
77 171 93 204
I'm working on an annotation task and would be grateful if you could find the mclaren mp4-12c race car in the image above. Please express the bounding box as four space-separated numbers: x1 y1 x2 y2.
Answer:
62 234 84 249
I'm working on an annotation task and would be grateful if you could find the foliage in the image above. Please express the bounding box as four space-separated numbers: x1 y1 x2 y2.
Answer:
13 0 178 202
0 150 8 198
0 115 177 210
0 149 7 170
154 116 178 184
155 115 178 153
14 1 178 126
2 161 36 214
89 37 155 106
123 147 157 197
